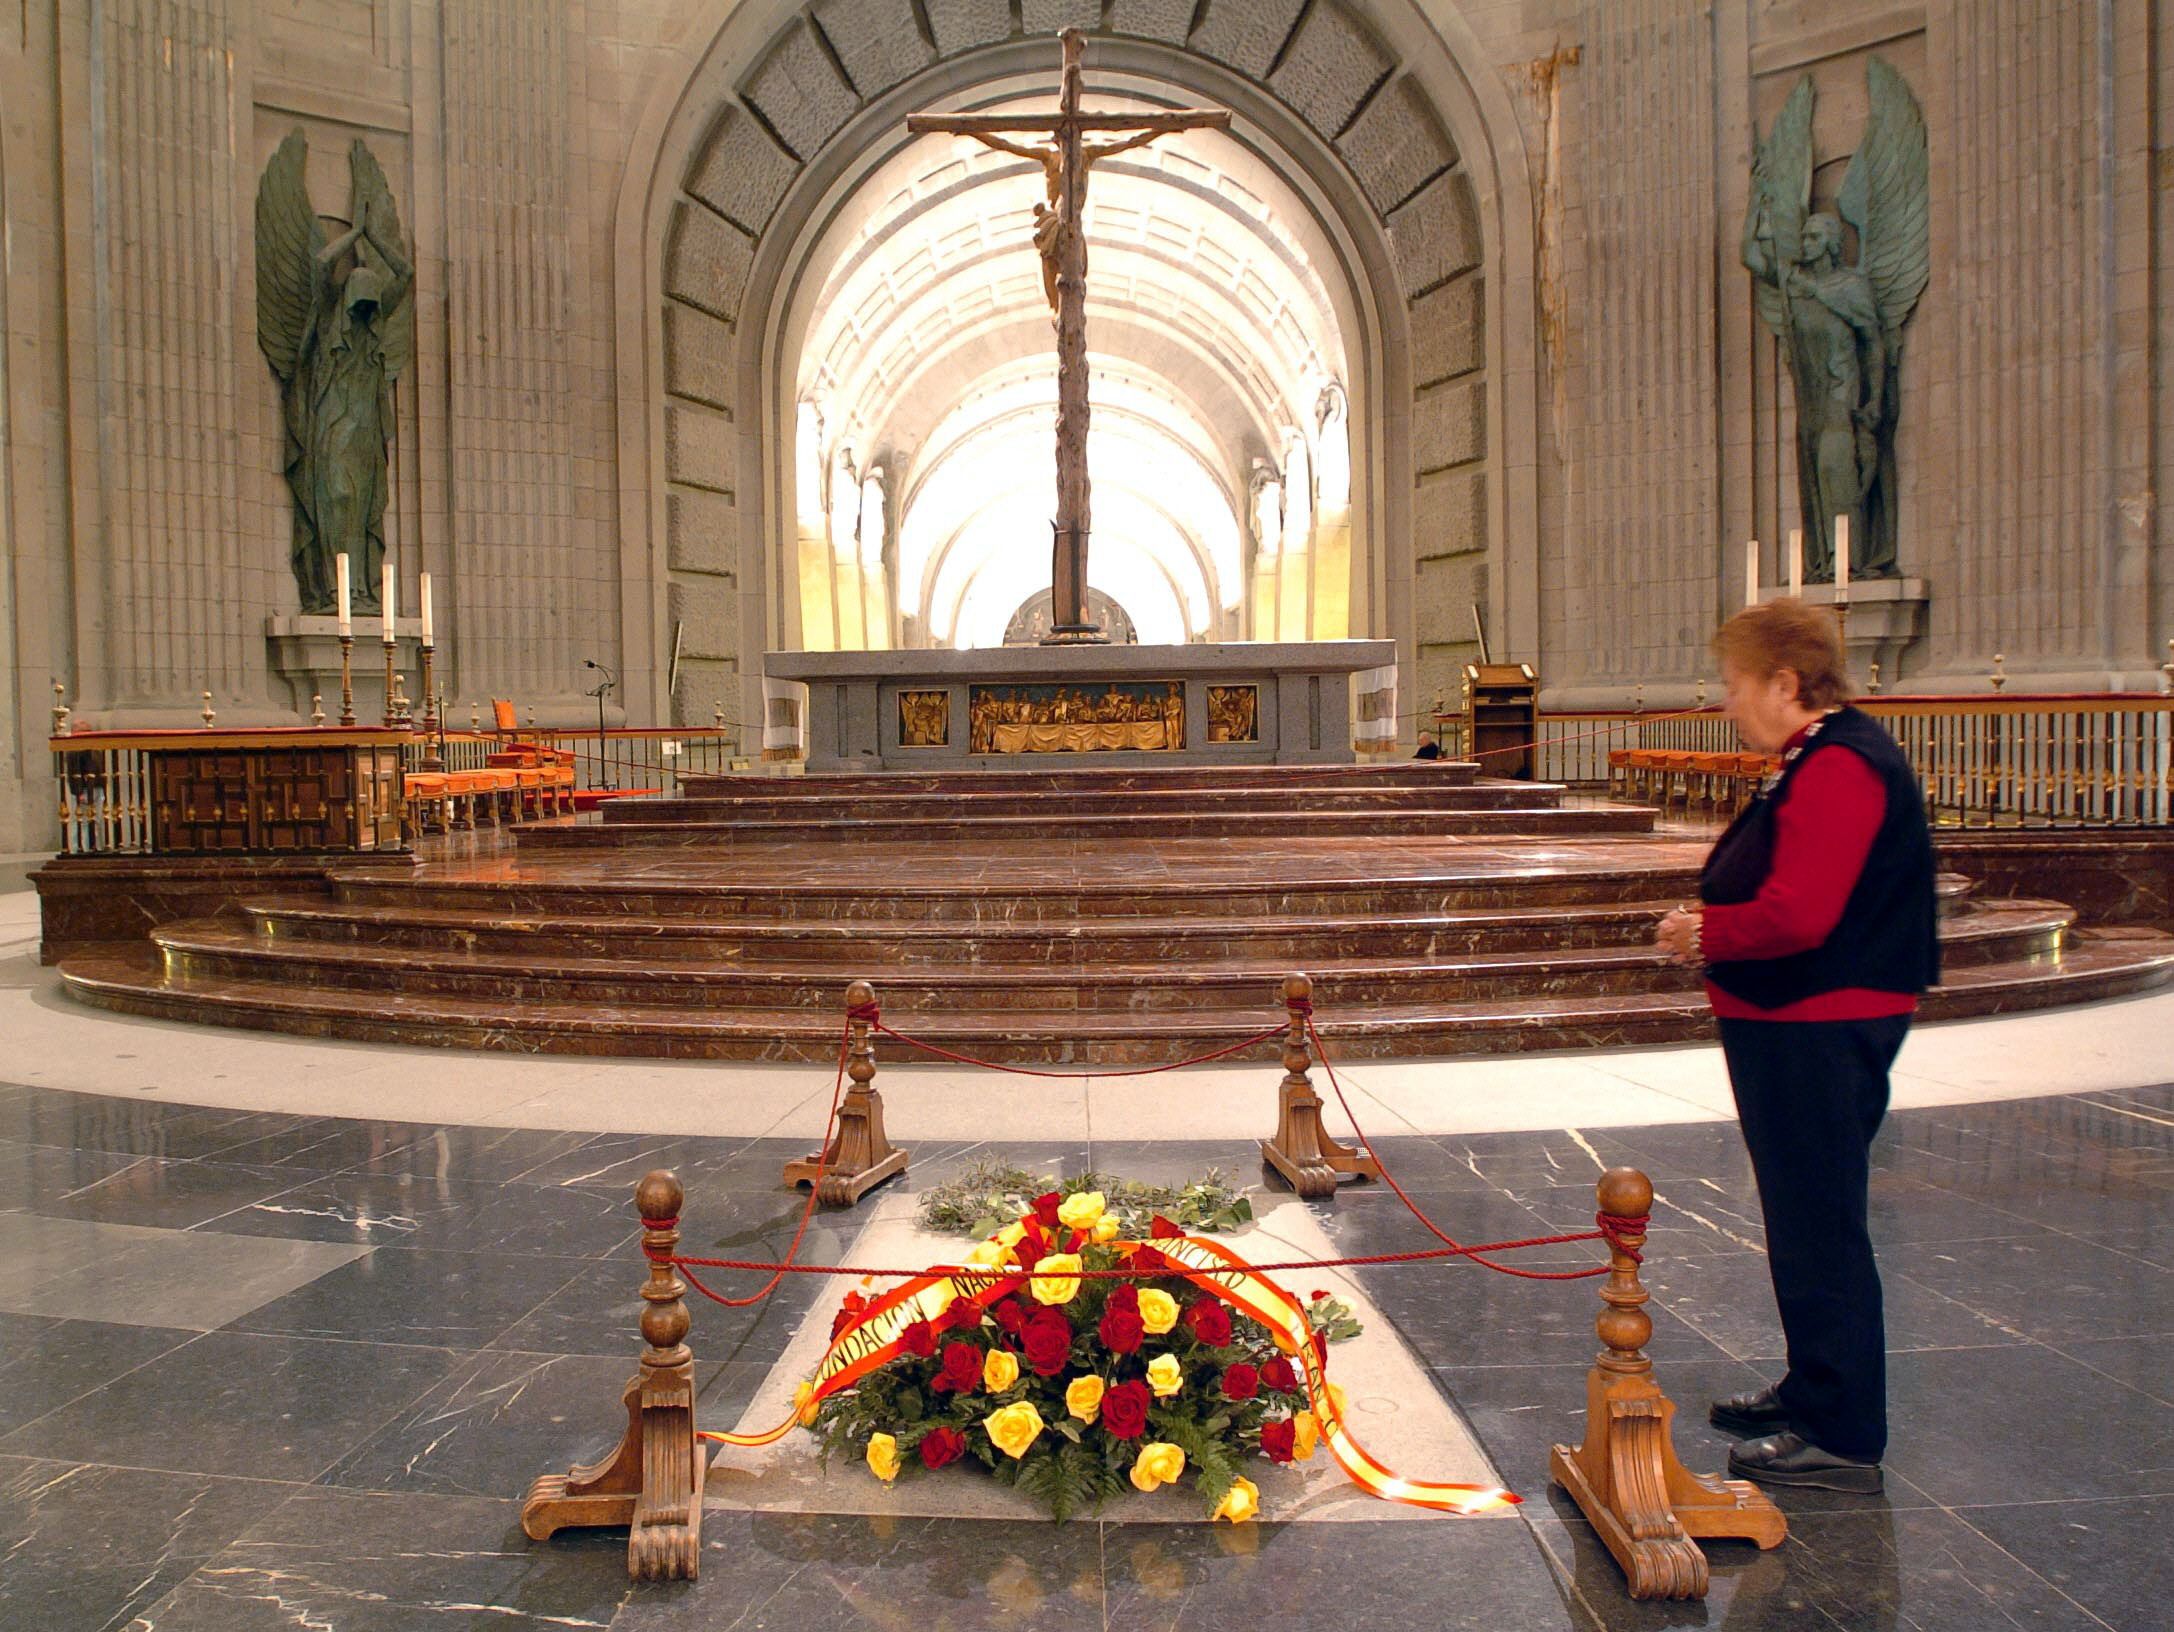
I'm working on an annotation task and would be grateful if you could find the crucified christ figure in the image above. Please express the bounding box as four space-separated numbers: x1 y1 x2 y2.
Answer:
907 29 1230 642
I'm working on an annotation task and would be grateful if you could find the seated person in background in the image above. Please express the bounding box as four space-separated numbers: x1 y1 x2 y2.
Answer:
1413 732 1443 761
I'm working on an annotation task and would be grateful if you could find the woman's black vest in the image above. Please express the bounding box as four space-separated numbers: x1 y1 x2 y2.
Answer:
1699 706 1941 1009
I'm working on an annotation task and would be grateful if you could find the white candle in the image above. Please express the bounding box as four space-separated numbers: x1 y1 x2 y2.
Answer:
420 572 434 648
382 556 397 642
1834 515 1850 592
1787 529 1802 598
1744 538 1760 608
335 553 352 637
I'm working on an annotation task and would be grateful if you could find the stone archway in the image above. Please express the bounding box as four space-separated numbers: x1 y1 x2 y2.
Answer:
617 1 1536 738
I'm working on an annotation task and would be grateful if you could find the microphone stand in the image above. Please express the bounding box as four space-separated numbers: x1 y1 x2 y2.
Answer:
583 660 617 791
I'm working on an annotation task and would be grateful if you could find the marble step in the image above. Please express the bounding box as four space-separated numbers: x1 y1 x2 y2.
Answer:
152 902 2070 1014
603 781 1576 823
245 877 1986 965
674 763 1485 796
56 932 2174 1063
516 804 1657 849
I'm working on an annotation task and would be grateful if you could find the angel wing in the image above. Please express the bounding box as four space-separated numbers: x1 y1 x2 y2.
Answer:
1837 57 1929 349
254 129 324 383
1745 76 1815 342
349 139 413 383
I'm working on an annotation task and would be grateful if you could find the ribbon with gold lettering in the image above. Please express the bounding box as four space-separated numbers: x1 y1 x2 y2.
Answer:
1124 1228 1519 1513
697 1263 1023 1449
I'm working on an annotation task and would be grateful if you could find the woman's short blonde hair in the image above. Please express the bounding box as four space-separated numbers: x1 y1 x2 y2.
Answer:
1712 598 1851 709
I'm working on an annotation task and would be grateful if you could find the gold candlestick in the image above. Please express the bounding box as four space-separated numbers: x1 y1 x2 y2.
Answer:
2160 638 2171 693
1990 653 2007 693
381 637 399 727
1867 661 1882 695
51 680 70 738
311 692 325 727
201 690 216 728
338 633 356 725
419 645 444 769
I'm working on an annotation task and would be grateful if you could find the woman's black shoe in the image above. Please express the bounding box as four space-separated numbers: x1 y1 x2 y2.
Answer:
1708 1381 1790 1437
1726 1431 1884 1493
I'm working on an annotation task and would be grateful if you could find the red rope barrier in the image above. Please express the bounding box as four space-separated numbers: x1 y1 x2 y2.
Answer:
1303 1015 1633 1279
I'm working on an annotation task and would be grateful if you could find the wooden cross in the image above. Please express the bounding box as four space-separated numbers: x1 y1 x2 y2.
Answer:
907 29 1230 643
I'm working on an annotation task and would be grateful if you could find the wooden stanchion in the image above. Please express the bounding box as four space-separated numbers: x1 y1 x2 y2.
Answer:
782 979 909 1205
1549 1168 1786 1599
523 1170 706 1580
1259 973 1379 1198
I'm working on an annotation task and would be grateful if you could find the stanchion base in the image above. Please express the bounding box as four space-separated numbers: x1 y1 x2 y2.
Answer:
1259 1137 1380 1199
522 1372 708 1581
784 1145 910 1207
1549 1373 1786 1600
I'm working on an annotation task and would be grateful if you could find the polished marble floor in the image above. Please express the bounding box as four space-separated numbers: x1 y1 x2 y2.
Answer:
0 1077 2165 1631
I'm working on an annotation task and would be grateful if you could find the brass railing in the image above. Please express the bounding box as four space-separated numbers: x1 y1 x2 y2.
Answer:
52 741 154 855
1457 694 2173 827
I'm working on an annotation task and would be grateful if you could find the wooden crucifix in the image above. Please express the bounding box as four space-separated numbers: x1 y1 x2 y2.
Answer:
907 29 1230 643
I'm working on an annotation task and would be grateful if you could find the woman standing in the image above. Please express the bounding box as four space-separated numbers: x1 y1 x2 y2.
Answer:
1655 599 1939 1493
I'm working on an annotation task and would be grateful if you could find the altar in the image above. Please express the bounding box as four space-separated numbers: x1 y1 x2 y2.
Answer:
763 641 1397 771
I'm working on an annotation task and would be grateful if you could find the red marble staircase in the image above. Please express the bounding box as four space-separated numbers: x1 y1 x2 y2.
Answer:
55 765 2174 1061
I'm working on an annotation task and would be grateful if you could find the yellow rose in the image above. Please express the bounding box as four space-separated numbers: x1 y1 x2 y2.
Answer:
995 1221 1027 1248
865 1432 901 1483
1028 1252 1083 1306
1057 1191 1105 1231
1326 1382 1349 1419
1091 1215 1122 1244
1136 1289 1179 1334
1292 1410 1320 1462
965 1239 1008 1267
984 1400 1045 1460
793 1381 820 1427
1127 1441 1187 1493
982 1347 1020 1393
1146 1353 1183 1398
1064 1374 1105 1423
1211 1476 1261 1524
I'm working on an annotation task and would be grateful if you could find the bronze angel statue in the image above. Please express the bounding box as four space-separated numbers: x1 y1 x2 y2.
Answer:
255 131 413 613
1743 58 1928 579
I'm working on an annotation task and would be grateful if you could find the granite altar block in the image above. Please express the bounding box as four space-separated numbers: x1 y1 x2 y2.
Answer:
762 641 1397 772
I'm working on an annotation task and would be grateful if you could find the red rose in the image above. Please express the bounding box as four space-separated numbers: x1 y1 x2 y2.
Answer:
1098 1303 1145 1355
919 1426 967 1470
1222 1363 1260 1401
941 1297 977 1332
1099 1378 1151 1440
898 1319 937 1358
932 1340 983 1393
1032 1192 1063 1229
990 1297 1026 1336
1260 1419 1296 1463
1261 1358 1299 1393
1021 1307 1074 1376
1309 1289 1330 1302
1185 1299 1232 1347
1014 1231 1048 1272
830 1290 870 1341
1104 1284 1140 1315
1149 1215 1184 1240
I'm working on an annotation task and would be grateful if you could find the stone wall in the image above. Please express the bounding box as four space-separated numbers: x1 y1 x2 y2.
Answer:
0 0 2166 847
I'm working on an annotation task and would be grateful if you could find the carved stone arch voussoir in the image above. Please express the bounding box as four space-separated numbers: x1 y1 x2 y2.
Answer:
630 0 1534 734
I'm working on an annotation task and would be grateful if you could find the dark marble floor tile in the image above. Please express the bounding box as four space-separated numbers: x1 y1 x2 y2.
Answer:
343 1123 606 1184
1884 1344 2172 1505
195 1116 436 1172
1961 1495 2171 1632
132 1485 631 1631
1881 1232 2173 1344
1373 1268 1726 1370
0 1138 150 1212
508 1130 755 1193
488 1251 835 1368
39 1155 312 1230
605 1510 1107 1632
224 1246 585 1349
2061 1225 2171 1272
0 1455 293 1632
1504 1175 1770 1259
1584 1117 1762 1184
1645 1248 2029 1361
2047 1334 2174 1405
0 1330 462 1483
319 1350 767 1501
0 1090 274 1157
1097 1515 1575 1632
0 1315 202 1436
207 1169 645 1257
